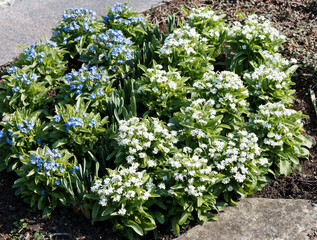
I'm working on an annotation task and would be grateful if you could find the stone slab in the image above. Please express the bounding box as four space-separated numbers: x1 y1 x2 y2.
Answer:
177 198 317 240
0 0 163 65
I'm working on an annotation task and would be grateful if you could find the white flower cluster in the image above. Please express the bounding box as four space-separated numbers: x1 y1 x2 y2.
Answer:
163 151 217 197
159 25 202 55
260 50 297 69
180 98 217 127
91 164 151 215
228 14 286 46
193 71 248 112
137 66 182 93
250 102 299 147
117 117 178 167
210 131 268 185
243 65 288 94
188 7 220 21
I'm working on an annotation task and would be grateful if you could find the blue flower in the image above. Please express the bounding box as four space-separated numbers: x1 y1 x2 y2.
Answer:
88 84 92 91
0 130 3 139
17 123 23 129
7 67 17 74
97 88 104 95
36 138 41 144
104 16 110 23
89 93 96 99
40 190 45 196
20 128 27 133
63 40 68 45
33 98 37 101
12 87 20 92
74 36 82 42
54 180 61 186
53 114 61 123
89 45 95 51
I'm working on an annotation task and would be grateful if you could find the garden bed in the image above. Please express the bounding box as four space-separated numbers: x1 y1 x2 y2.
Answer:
0 0 316 239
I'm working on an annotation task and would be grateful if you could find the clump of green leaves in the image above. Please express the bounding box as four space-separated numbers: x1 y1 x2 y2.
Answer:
14 146 78 217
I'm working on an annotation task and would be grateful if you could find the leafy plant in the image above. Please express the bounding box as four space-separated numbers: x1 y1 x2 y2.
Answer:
13 147 78 217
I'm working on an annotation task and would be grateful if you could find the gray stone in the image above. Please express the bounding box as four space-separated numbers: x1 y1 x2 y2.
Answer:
0 0 15 9
177 198 317 240
0 0 163 65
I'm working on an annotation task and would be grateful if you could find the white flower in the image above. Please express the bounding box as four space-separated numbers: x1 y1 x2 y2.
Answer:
118 208 126 216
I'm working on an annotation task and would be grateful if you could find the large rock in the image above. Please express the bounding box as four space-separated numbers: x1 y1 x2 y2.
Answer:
0 0 163 65
177 198 317 240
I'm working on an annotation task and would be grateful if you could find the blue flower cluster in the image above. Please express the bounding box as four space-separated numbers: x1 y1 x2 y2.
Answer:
6 132 14 148
56 8 97 38
65 117 84 131
0 130 3 141
109 2 129 15
53 114 62 123
62 8 96 21
88 119 100 127
22 41 57 63
96 29 133 63
29 148 78 178
7 67 18 74
17 120 35 134
13 72 38 85
63 65 109 96
116 16 145 25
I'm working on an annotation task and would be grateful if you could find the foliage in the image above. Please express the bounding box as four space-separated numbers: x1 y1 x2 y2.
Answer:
0 2 312 239
13 146 78 217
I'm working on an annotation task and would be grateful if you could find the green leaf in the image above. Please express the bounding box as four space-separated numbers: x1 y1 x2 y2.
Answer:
171 217 180 235
126 220 144 236
179 212 190 225
152 210 165 224
91 201 100 221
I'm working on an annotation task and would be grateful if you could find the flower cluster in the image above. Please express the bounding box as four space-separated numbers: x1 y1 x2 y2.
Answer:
0 68 50 114
193 71 249 118
210 131 268 190
115 117 178 168
160 25 202 56
14 40 67 82
14 147 78 216
187 6 226 32
84 29 133 69
90 164 157 234
228 14 286 49
91 164 152 212
243 64 295 105
137 63 188 117
174 98 223 141
249 102 310 175
161 151 218 197
60 65 113 112
103 2 147 45
51 8 104 58
51 101 108 154
17 119 35 133
250 102 300 147
259 50 297 69
0 110 46 171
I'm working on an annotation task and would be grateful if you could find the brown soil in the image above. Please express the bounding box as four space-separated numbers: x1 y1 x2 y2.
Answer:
0 0 316 239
